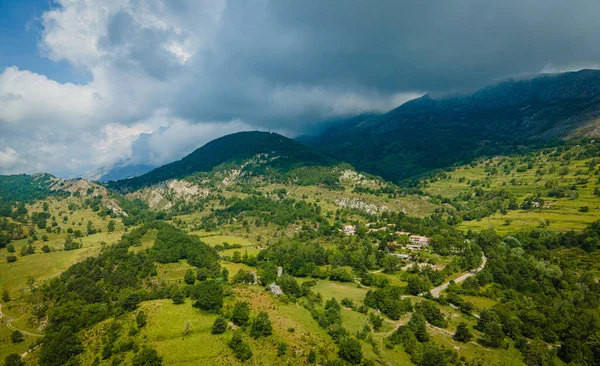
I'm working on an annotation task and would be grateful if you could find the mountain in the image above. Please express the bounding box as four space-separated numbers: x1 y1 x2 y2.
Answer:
81 158 156 182
109 131 338 192
304 69 600 182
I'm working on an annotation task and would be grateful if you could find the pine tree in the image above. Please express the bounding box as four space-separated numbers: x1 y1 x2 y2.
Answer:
453 322 473 343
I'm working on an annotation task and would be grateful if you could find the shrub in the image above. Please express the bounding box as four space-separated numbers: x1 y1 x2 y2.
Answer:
11 330 24 343
338 337 363 364
228 331 252 361
212 316 228 334
250 312 272 338
453 322 473 343
4 353 23 366
231 301 250 326
132 347 163 366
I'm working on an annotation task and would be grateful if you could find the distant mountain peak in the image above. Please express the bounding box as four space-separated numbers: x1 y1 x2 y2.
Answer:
80 158 156 183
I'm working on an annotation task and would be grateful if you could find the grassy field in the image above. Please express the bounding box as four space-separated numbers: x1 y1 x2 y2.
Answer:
423 146 600 233
310 280 368 305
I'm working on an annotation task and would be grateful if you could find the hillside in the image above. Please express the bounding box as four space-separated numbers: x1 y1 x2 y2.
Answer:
109 131 338 192
305 69 600 182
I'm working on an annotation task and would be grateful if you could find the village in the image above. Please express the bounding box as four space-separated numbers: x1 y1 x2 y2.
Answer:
341 223 431 261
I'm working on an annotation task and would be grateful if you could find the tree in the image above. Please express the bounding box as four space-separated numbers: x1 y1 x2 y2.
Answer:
231 301 250 326
228 331 252 361
338 337 363 364
10 331 24 343
407 276 428 295
408 312 429 342
4 354 23 366
522 338 551 366
39 326 83 366
232 251 242 263
415 300 447 328
212 316 228 334
136 311 147 328
42 245 51 253
2 289 10 302
172 289 185 305
6 244 15 253
107 220 116 233
184 269 196 285
481 322 505 348
250 312 272 338
453 322 473 343
132 347 163 366
192 280 223 312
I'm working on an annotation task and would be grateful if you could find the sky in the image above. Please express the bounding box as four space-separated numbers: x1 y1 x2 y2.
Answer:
1 0 600 177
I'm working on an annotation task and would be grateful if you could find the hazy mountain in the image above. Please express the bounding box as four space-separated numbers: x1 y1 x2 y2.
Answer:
81 159 156 183
304 69 600 182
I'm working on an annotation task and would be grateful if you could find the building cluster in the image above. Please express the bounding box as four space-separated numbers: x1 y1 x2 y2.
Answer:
394 231 430 251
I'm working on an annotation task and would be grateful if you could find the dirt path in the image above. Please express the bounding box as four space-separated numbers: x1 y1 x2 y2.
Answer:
0 303 43 337
429 255 487 298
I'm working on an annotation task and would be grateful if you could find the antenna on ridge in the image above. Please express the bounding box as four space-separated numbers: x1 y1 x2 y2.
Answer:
269 127 271 133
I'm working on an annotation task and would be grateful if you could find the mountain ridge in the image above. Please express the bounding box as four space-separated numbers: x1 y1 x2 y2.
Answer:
303 69 600 182
108 131 339 192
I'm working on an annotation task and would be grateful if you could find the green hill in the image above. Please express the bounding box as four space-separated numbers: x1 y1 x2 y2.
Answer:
109 131 339 192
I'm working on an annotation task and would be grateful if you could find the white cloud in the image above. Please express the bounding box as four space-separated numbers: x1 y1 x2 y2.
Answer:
0 66 102 127
0 148 21 173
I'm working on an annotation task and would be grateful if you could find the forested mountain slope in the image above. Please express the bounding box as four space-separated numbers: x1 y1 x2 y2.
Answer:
304 69 600 182
109 131 338 192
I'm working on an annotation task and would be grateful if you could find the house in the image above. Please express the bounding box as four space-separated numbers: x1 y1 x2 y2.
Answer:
343 225 356 235
409 235 430 247
395 231 410 236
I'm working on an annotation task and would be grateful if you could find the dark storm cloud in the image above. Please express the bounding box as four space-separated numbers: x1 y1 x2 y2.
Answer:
3 0 600 176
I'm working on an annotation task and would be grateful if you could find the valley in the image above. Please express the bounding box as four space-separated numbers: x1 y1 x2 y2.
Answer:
1 126 599 365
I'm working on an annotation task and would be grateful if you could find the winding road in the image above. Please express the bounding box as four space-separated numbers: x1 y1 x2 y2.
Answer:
429 255 487 298
0 303 43 337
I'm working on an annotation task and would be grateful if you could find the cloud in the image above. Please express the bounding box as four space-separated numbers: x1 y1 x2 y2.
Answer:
3 0 600 176
0 148 21 173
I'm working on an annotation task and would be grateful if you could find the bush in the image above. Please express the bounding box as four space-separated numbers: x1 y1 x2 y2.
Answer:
191 280 223 312
228 331 252 361
6 255 16 263
132 347 163 366
136 311 147 328
4 353 23 366
6 244 15 253
212 316 228 334
231 301 250 326
453 322 473 343
171 289 185 305
277 342 287 356
338 337 363 364
10 330 24 343
250 312 272 338
184 269 196 285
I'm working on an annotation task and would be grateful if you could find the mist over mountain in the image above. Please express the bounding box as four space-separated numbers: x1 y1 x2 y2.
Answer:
303 69 600 182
